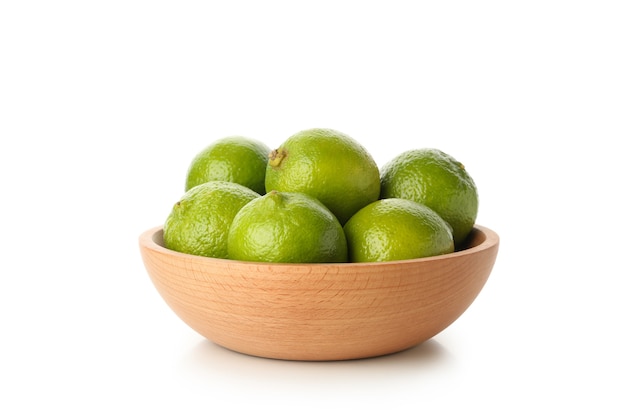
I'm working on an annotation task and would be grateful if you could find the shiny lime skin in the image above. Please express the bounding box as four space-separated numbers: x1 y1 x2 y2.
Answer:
185 136 270 194
265 128 380 225
380 148 478 246
163 181 260 258
227 191 348 263
343 198 454 262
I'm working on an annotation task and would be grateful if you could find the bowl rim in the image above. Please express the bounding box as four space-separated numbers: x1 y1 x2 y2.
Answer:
139 224 499 268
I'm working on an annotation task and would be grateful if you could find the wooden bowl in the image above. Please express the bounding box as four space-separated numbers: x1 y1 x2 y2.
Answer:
139 225 499 361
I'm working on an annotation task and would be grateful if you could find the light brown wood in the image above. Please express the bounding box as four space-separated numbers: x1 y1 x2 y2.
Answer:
139 225 499 361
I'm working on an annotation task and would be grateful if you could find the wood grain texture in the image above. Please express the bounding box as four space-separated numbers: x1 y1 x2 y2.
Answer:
139 225 499 361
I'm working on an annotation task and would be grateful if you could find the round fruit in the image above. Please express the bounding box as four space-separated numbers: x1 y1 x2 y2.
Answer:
185 136 270 194
380 148 478 246
227 191 348 263
163 181 260 258
265 128 380 225
343 198 455 262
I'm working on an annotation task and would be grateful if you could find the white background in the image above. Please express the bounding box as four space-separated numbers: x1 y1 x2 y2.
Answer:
1 1 625 415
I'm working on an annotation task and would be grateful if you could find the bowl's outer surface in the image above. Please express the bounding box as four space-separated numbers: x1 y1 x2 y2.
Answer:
139 225 499 361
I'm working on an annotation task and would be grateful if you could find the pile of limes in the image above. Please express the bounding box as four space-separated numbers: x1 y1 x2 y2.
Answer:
162 128 479 263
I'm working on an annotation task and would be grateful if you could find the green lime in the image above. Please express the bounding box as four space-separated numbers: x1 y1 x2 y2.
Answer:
227 191 348 263
265 128 380 225
380 148 478 246
163 181 260 258
185 136 270 194
343 198 454 262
